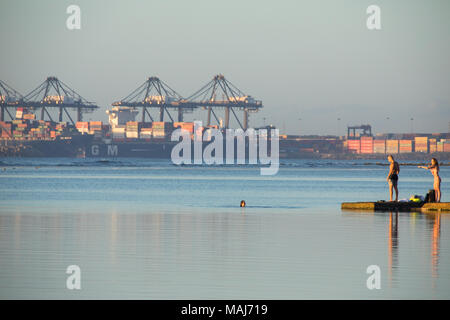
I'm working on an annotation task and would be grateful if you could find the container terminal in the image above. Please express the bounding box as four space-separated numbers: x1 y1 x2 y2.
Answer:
1 76 450 159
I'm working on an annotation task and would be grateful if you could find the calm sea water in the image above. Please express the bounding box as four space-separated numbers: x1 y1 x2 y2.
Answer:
0 158 449 299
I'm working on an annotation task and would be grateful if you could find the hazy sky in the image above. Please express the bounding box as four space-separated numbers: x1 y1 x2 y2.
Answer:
1 0 449 135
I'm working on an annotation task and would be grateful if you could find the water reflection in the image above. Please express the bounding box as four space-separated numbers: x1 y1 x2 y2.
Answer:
1 207 449 299
387 211 442 290
343 209 445 293
430 213 441 287
388 211 399 288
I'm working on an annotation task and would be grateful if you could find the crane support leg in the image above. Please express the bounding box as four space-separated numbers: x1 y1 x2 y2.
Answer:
63 107 75 125
225 107 230 128
209 109 220 126
145 108 154 122
230 107 243 130
165 108 174 122
243 109 248 130
1 106 4 121
77 108 82 122
5 107 13 120
44 108 54 122
207 107 211 126
178 108 183 122
159 107 164 122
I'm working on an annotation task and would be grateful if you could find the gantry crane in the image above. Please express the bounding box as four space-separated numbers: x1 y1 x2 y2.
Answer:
184 74 262 130
0 80 23 121
112 77 192 123
21 77 99 124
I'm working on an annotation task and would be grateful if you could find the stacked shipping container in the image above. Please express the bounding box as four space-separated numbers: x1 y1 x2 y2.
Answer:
152 122 173 139
23 114 35 120
75 122 89 134
173 122 195 134
11 120 26 139
140 128 152 140
429 138 437 153
111 126 125 140
414 137 428 153
399 140 413 153
342 136 450 154
0 121 12 138
360 136 373 154
373 139 386 153
347 139 360 154
89 121 103 134
386 140 399 154
126 121 139 139
444 140 450 152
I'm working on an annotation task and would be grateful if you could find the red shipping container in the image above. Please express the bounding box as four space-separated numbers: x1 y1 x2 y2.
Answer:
399 140 412 146
399 146 412 153
76 122 89 128
347 139 361 153
444 143 450 153
360 137 374 153
23 114 36 120
0 123 12 129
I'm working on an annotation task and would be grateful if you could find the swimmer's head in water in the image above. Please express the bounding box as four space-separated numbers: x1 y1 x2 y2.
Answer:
240 200 246 207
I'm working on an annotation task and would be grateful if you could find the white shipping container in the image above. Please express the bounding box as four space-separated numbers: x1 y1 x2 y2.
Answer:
112 132 125 138
152 131 166 137
126 131 139 138
140 134 152 139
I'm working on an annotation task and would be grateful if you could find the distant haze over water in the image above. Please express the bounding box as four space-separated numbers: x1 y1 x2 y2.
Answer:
0 0 449 135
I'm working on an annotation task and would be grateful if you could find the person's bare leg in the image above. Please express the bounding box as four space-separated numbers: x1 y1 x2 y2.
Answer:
389 181 393 201
435 180 441 202
394 184 399 202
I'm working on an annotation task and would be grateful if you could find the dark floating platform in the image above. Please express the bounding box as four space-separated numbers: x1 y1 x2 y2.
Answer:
341 201 450 212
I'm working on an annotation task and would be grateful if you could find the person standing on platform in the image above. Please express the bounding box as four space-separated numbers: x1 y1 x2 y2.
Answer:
418 158 441 202
387 155 400 202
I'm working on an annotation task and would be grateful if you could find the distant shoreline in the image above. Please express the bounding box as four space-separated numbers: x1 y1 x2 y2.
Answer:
317 152 450 162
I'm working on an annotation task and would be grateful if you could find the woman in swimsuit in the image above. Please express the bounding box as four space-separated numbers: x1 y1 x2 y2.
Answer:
418 158 441 202
387 155 400 202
